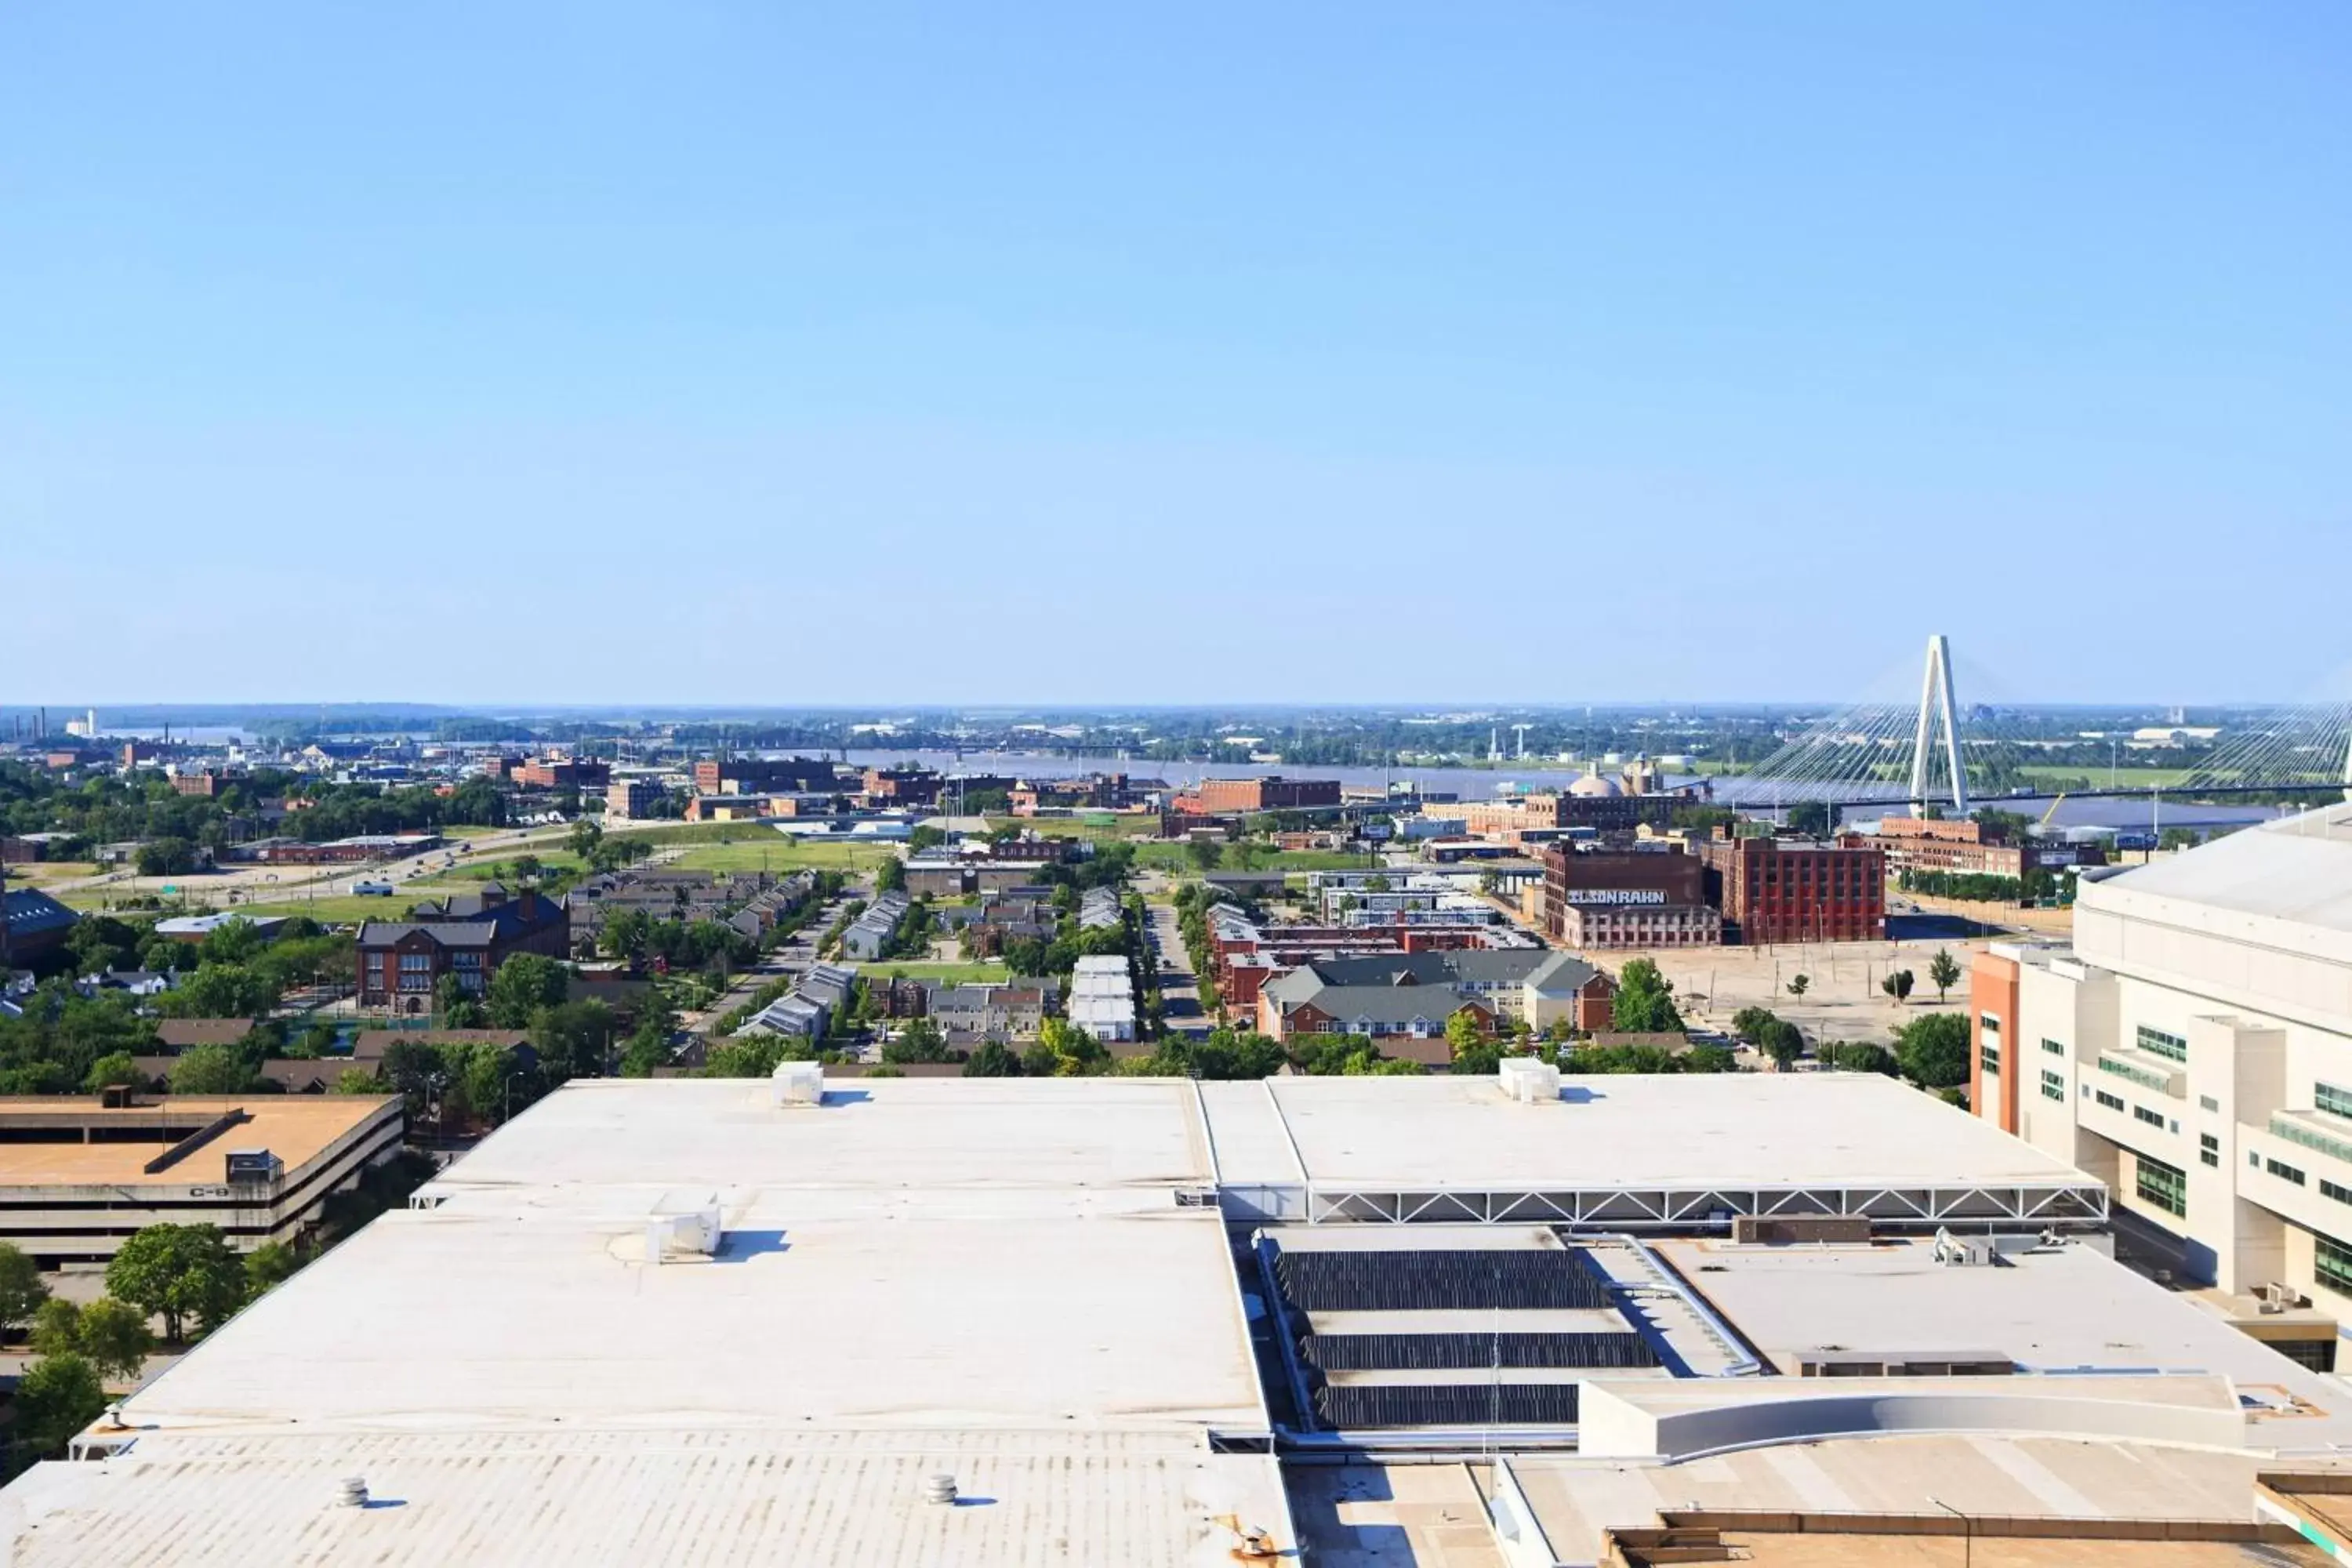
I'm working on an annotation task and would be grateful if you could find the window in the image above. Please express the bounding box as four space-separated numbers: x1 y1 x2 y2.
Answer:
2200 1132 2220 1168
1981 1041 2001 1072
2135 1104 2166 1129
1980 1013 2003 1041
2318 1233 2352 1297
2136 1154 2187 1218
2136 1025 2188 1063
2042 1038 2066 1057
2199 1095 2220 1112
2318 1082 2352 1122
2096 1090 2125 1112
2100 1056 2171 1093
2323 1178 2352 1207
398 954 433 972
2041 1070 2064 1103
2272 1113 2352 1167
2268 1158 2307 1187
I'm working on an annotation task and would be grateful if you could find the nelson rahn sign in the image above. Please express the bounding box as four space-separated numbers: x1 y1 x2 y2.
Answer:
1563 888 1668 905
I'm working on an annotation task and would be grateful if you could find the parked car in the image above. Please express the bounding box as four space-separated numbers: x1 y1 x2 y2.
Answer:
353 880 396 896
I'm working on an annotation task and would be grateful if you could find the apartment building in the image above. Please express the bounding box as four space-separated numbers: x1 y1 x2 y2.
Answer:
1971 805 2352 1342
694 757 840 795
1696 831 1886 944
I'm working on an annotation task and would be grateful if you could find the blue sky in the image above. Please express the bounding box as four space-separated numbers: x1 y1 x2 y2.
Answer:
4 4 2348 707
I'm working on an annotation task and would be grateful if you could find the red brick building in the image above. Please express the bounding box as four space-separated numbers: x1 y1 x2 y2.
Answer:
1173 776 1342 815
695 758 840 795
355 886 570 1014
517 757 611 791
1696 832 1886 945
1538 846 1721 949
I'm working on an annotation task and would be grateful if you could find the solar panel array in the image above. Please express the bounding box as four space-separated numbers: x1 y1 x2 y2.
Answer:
1300 1330 1659 1372
1272 1247 1612 1312
1315 1382 1583 1428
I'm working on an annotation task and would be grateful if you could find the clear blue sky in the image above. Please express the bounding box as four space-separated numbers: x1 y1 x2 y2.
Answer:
5 4 2347 708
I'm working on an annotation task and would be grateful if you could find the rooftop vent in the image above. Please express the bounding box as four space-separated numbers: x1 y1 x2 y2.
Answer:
772 1060 824 1108
923 1472 957 1506
336 1476 369 1509
226 1148 283 1186
644 1200 724 1265
1497 1058 1560 1104
1931 1227 1998 1267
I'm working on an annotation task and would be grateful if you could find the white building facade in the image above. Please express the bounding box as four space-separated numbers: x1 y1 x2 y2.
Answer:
1973 806 2352 1333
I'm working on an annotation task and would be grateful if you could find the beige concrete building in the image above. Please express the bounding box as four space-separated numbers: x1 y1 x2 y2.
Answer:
1972 804 2352 1354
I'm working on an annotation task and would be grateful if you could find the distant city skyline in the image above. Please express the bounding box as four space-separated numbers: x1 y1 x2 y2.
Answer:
6 5 2348 703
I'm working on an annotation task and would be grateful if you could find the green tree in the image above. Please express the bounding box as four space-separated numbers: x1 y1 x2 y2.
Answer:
244 1242 303 1298
486 953 569 1028
55 1298 155 1382
13 1354 106 1458
1759 1018 1806 1069
82 1051 143 1093
1034 1018 1109 1076
168 1043 252 1095
566 818 604 861
1444 1009 1500 1074
1820 1040 1898 1076
1787 974 1809 1000
1785 802 1832 837
529 999 614 1083
333 1066 381 1094
1895 1012 1972 1090
1184 840 1224 872
882 1018 953 1065
103 1224 247 1344
1927 948 1962 1004
510 853 544 885
963 1040 1025 1077
162 962 279 1018
135 837 198 877
433 973 488 1029
28 1298 84 1358
0 1242 50 1341
1611 959 1686 1033
875 856 907 895
1881 969 1915 1003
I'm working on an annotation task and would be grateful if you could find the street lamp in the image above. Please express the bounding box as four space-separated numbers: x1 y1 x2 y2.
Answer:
504 1070 528 1123
1928 1497 1970 1568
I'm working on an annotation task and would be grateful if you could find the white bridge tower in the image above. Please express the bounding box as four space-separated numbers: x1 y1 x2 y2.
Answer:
1909 633 1969 817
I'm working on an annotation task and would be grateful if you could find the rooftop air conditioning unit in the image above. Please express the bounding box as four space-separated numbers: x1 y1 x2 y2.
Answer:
1498 1058 1560 1104
772 1060 825 1108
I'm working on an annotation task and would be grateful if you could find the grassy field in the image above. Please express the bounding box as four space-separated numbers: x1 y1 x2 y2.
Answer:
407 851 590 887
2009 764 2201 789
669 840 895 874
1131 844 1374 873
981 816 1163 843
5 861 99 887
855 960 1012 985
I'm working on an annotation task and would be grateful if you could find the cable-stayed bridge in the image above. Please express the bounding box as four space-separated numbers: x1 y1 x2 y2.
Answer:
1722 636 2352 818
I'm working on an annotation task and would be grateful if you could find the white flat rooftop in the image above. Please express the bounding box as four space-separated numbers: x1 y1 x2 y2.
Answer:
1202 1071 2097 1192
1653 1236 2352 1450
0 1078 1286 1567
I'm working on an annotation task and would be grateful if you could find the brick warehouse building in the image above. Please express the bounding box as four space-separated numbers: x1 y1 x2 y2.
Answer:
1696 831 1886 945
1538 845 1722 949
1173 776 1343 815
695 757 840 795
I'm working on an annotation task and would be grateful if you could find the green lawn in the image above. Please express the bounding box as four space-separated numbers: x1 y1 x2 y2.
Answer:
408 851 589 887
856 960 1012 985
670 839 896 873
2010 764 2202 789
1132 844 1375 873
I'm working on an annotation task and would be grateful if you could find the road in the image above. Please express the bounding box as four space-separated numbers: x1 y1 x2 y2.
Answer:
683 887 862 1034
1145 900 1210 1036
